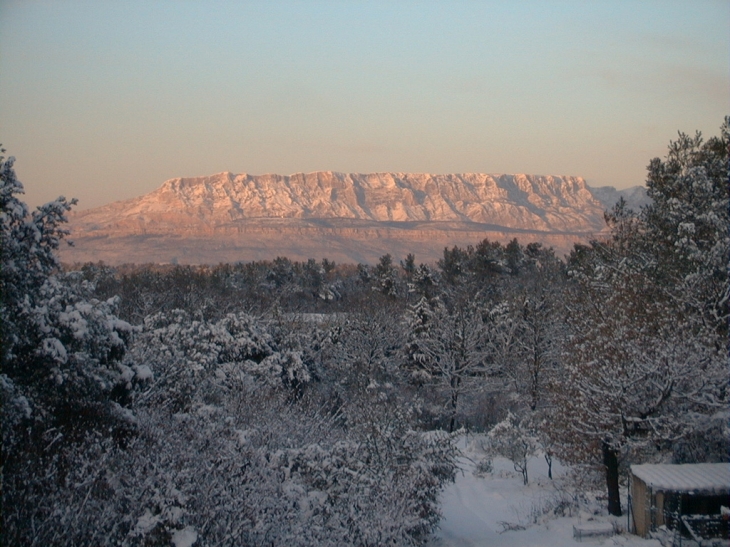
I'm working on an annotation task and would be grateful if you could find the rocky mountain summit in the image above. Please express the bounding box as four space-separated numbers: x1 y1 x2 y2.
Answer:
62 171 647 265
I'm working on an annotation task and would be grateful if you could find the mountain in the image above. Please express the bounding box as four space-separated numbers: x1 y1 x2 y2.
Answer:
61 171 647 265
589 185 651 212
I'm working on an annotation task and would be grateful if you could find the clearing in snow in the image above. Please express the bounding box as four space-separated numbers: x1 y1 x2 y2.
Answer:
427 436 663 547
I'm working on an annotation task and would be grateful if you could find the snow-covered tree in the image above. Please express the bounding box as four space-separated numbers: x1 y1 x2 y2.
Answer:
372 253 399 297
127 309 303 411
642 120 729 337
0 151 134 413
505 250 566 412
488 411 539 485
1 150 135 544
437 245 472 286
409 262 440 301
404 297 492 432
329 306 404 380
552 119 729 516
2 151 74 366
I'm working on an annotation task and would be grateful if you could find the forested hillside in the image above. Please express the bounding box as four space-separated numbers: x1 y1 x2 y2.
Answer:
2 120 728 545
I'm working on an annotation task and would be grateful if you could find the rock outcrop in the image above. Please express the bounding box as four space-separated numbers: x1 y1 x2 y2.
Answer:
62 171 647 264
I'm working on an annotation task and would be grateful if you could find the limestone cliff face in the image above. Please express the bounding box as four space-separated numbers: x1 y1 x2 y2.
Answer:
63 171 646 264
70 171 612 231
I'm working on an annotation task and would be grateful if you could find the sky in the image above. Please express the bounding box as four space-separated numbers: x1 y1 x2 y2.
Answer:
1 1 728 211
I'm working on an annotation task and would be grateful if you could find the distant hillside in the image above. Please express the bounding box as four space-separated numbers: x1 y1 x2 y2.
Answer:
62 172 648 265
589 185 650 212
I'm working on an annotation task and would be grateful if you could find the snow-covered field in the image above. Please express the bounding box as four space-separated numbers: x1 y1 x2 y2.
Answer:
428 436 662 547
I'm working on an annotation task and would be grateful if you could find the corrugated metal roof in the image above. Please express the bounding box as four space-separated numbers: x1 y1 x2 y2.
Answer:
631 463 730 493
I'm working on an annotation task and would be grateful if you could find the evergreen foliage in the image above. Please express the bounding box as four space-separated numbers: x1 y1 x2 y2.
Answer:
552 118 729 516
2 119 727 541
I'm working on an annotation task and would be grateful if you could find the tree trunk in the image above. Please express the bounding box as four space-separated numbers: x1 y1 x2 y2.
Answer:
520 460 528 485
448 376 460 433
602 441 622 516
544 452 553 480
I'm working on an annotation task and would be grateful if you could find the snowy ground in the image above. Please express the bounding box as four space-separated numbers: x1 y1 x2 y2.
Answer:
427 435 663 547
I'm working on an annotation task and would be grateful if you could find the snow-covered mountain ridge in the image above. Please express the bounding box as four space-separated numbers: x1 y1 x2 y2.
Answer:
72 171 646 230
64 171 647 264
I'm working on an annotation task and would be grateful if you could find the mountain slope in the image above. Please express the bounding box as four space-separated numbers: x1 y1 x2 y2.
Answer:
63 171 647 264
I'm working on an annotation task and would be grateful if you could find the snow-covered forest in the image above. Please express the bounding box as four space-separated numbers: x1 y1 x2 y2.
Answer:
2 120 728 546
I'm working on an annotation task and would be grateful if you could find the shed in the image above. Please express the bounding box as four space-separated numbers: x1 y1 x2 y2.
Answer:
630 463 730 539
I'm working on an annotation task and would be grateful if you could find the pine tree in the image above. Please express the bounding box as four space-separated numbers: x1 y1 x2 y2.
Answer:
1 150 135 543
551 119 729 516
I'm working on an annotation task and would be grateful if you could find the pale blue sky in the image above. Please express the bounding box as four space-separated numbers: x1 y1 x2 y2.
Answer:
1 1 728 210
